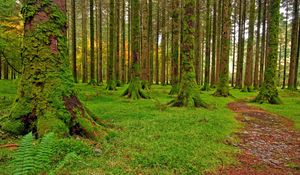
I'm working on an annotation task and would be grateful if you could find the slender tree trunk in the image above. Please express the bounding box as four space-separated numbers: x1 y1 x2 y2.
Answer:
194 0 201 85
214 0 231 96
123 0 149 99
4 60 8 80
202 0 211 91
97 0 103 84
288 0 299 90
211 0 217 87
82 0 88 83
278 42 282 85
244 0 255 91
231 0 237 87
0 55 2 79
255 0 281 104
107 0 116 90
2 0 105 139
155 0 160 84
141 0 149 89
282 2 288 89
254 0 262 89
71 0 77 83
115 1 121 86
216 0 222 84
127 0 132 83
295 22 300 87
121 0 126 84
260 0 267 86
90 0 96 84
149 0 154 85
236 0 246 89
160 0 167 85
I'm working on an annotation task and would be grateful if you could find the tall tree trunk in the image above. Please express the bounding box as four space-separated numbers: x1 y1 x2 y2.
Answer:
169 0 206 108
202 0 211 91
255 0 281 104
71 0 77 83
0 55 2 79
82 0 88 83
160 0 167 85
90 0 96 84
169 0 180 95
288 0 299 90
194 0 201 85
210 0 217 87
121 0 126 84
141 0 149 89
107 0 116 90
231 0 237 87
149 0 154 85
3 60 8 80
155 0 160 84
214 0 231 96
282 2 288 89
236 0 246 89
260 0 267 86
1 0 105 139
97 0 103 84
216 0 222 84
254 0 262 89
123 0 149 99
127 0 132 83
115 0 121 86
244 0 255 91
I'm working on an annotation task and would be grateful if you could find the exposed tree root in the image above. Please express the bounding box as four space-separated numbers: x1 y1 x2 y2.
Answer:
122 78 150 99
169 84 180 95
106 80 117 91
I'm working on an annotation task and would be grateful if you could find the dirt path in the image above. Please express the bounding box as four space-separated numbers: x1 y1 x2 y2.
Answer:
215 101 300 175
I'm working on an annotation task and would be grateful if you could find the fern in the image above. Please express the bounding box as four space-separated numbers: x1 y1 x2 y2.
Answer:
49 152 80 175
11 133 36 175
35 133 55 172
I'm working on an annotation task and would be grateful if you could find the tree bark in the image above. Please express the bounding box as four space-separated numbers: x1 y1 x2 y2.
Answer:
1 0 105 139
202 0 211 91
254 0 262 89
255 0 281 104
89 0 96 84
160 0 167 85
155 0 160 84
71 0 77 83
107 0 116 90
82 0 88 83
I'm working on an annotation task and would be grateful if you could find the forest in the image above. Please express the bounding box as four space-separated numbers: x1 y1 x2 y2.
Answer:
0 0 299 174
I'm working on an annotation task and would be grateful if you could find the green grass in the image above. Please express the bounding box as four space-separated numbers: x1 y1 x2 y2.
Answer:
0 80 299 174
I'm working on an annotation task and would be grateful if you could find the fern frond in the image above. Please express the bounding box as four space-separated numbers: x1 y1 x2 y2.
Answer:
35 133 55 172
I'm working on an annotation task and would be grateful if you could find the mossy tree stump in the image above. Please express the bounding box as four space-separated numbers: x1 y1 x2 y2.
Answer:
169 0 206 108
1 0 106 140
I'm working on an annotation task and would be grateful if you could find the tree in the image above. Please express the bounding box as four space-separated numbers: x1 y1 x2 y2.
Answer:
260 0 267 86
71 0 77 83
97 0 103 84
160 0 167 85
244 0 255 91
121 0 126 84
107 0 116 90
82 0 88 83
210 0 217 87
288 0 299 90
194 0 201 85
202 0 211 91
214 0 231 96
123 0 148 99
254 0 262 89
1 0 105 139
149 0 154 85
155 0 160 84
255 0 281 104
141 0 149 89
169 0 206 107
115 0 121 86
169 0 180 95
89 0 96 84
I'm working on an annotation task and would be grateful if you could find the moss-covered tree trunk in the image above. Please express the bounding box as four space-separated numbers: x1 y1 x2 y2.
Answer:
121 0 126 84
255 0 281 104
244 0 255 92
82 0 88 83
1 0 105 139
71 0 77 83
149 0 154 85
288 0 299 90
194 0 201 85
169 0 180 95
141 0 149 89
115 0 121 87
127 0 132 83
169 0 206 108
123 0 148 99
89 0 96 85
160 0 167 85
210 0 217 87
214 0 231 97
260 0 267 87
97 0 103 84
107 0 116 90
254 0 262 89
202 0 211 91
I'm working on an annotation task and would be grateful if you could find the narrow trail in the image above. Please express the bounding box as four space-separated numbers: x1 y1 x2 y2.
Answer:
216 101 300 175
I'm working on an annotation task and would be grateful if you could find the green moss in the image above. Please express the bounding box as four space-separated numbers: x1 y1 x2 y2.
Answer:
37 115 69 138
2 120 24 135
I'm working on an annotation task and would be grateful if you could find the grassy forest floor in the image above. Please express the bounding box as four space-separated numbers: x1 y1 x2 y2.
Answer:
0 80 299 174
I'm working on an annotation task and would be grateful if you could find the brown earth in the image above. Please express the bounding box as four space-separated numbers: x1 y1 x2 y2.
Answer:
212 102 300 175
